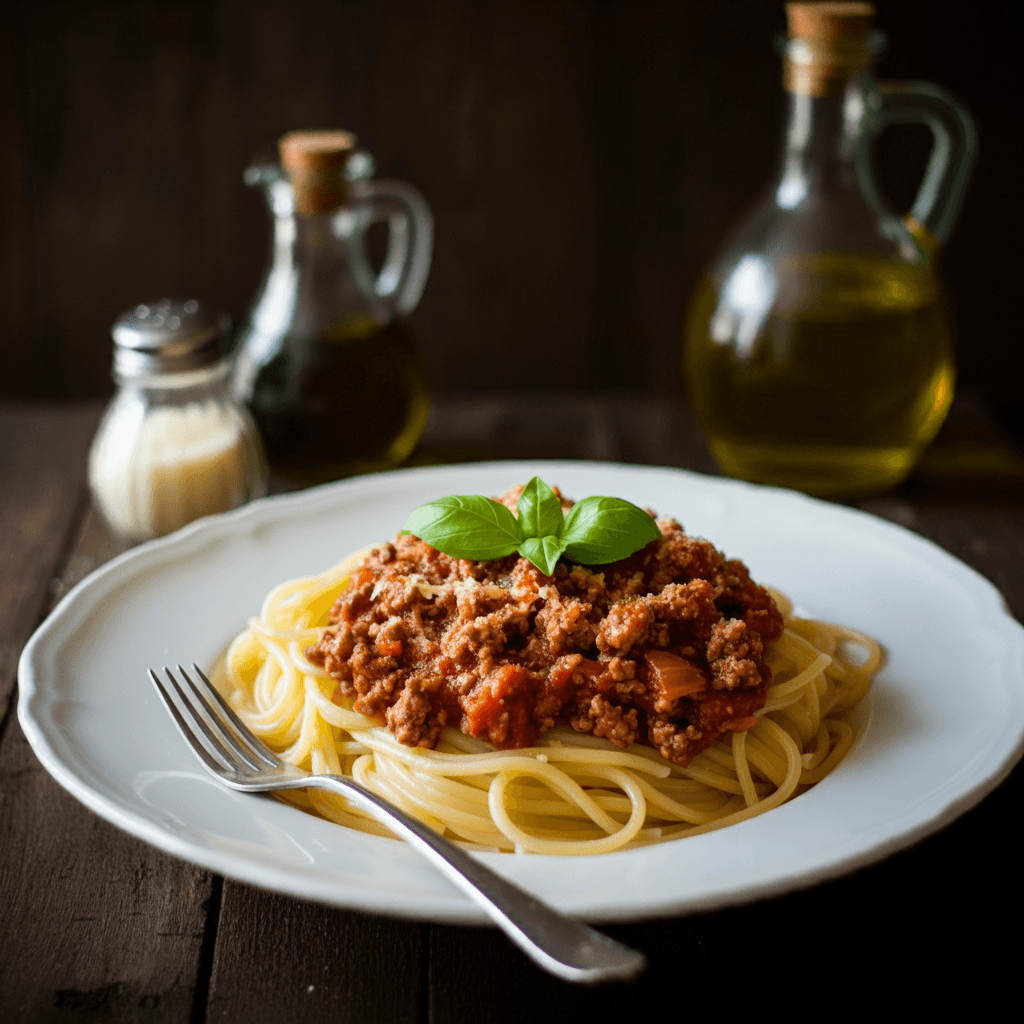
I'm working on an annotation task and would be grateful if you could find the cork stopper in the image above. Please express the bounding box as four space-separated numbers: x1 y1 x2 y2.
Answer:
784 3 875 96
278 130 357 215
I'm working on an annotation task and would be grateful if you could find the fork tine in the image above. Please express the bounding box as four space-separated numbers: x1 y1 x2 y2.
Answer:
180 664 279 769
161 666 265 771
147 671 646 979
149 668 236 776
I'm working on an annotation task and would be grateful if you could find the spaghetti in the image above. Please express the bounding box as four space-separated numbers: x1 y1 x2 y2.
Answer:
214 523 881 855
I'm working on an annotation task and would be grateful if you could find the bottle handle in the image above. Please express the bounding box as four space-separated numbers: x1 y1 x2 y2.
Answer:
349 179 434 315
871 81 977 247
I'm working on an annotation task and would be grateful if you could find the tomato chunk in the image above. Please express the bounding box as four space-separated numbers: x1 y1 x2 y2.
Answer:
646 650 709 700
462 664 534 747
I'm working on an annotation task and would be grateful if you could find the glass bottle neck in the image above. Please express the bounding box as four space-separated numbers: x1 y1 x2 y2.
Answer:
273 208 346 251
777 81 867 207
257 198 389 332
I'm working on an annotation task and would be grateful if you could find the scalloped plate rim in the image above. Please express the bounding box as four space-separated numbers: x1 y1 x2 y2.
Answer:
17 460 1024 923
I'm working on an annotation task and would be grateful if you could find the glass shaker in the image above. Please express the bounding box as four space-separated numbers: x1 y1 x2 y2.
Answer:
231 130 433 483
683 2 976 497
89 299 268 545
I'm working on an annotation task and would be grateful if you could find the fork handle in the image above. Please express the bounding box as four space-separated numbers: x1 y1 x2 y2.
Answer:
296 774 646 984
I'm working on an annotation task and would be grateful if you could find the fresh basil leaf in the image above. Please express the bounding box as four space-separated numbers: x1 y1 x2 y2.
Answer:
518 535 567 577
403 482 658 574
517 477 565 540
561 496 661 565
403 494 523 560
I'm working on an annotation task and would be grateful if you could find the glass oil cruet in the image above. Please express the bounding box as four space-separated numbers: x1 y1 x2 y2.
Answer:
682 2 977 497
231 130 433 482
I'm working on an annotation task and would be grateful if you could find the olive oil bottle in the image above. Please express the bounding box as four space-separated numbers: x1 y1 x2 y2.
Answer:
685 257 955 496
232 130 433 483
243 317 429 482
683 3 974 497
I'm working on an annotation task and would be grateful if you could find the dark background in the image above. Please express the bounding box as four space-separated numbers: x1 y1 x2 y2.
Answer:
1 0 1018 427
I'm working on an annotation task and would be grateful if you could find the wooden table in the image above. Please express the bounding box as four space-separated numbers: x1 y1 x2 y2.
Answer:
3 393 1021 1021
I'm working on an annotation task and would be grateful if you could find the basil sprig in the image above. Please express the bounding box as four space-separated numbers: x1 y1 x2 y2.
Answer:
402 476 660 576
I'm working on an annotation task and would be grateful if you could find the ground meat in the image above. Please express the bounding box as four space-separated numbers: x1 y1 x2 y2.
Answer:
308 485 784 767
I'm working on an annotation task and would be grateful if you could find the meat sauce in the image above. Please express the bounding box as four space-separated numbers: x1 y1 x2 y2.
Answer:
309 485 784 767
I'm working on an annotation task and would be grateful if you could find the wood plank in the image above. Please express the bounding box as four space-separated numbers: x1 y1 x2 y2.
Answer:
429 916 715 1023
372 0 601 394
1 0 1019 418
417 392 718 474
428 805 1018 1019
0 4 36 396
1 454 215 1023
206 884 427 1024
420 393 623 463
0 710 216 1022
859 393 1024 619
591 0 781 396
0 403 101 713
606 394 719 475
3 394 1018 1021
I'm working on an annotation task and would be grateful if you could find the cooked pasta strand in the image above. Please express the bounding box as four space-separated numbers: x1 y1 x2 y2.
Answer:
212 556 880 855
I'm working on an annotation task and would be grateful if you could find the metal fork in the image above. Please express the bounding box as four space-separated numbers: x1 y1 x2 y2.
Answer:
149 664 646 984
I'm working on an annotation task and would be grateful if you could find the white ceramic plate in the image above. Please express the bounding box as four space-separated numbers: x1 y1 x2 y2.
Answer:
18 461 1024 923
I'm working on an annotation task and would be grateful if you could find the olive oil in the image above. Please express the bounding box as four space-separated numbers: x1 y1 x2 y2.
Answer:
233 130 436 485
679 4 974 498
683 256 954 497
247 318 430 483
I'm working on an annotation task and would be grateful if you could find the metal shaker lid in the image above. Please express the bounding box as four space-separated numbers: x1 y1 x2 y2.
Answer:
112 299 231 377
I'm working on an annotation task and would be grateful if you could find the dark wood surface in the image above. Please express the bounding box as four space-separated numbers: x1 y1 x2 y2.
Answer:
2 0 1020 434
2 392 1022 1022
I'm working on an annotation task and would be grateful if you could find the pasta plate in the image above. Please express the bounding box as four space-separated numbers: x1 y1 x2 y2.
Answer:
18 461 1024 922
